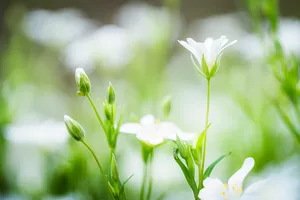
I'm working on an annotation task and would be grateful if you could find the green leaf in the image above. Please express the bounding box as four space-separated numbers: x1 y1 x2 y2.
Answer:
192 123 211 165
203 153 231 180
173 148 197 193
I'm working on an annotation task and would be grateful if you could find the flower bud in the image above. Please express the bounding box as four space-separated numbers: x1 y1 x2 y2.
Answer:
161 95 172 118
64 115 85 141
103 102 112 121
75 68 91 96
176 135 188 159
106 82 115 104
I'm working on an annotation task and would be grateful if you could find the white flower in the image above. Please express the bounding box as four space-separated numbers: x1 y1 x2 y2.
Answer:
64 25 132 70
199 157 266 200
22 8 95 47
178 36 236 77
4 120 69 149
120 114 194 146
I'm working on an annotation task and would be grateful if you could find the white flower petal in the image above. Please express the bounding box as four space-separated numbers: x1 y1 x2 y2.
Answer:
136 127 164 146
228 157 255 193
177 132 195 141
120 123 142 134
199 177 225 200
158 122 181 140
140 114 155 125
220 40 237 52
178 40 202 63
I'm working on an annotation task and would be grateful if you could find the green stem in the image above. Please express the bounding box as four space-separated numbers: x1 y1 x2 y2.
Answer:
274 103 300 144
146 153 154 200
80 140 112 198
140 162 149 200
199 78 211 188
86 94 106 132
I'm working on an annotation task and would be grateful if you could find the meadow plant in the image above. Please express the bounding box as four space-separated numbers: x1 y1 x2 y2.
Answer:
63 35 267 200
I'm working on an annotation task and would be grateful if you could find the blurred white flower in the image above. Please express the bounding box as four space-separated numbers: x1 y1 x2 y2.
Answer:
190 14 246 41
22 8 95 47
199 157 265 200
233 34 265 61
64 25 132 70
117 3 180 46
120 114 194 146
278 18 300 56
246 156 300 200
5 120 69 149
179 36 237 74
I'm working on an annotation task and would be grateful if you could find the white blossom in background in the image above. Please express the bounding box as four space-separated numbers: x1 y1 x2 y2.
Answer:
5 120 69 149
278 18 300 56
4 120 69 195
64 25 132 70
190 14 246 42
120 114 194 146
116 3 181 46
199 157 266 200
22 8 96 47
234 34 265 61
178 36 237 73
245 156 300 200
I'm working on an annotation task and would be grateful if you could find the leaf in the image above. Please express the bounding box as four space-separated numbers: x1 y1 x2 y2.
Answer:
192 123 211 165
203 153 231 180
156 192 167 200
173 148 197 193
123 174 134 186
120 174 134 194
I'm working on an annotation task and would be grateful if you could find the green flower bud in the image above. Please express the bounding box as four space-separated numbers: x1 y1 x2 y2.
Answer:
103 102 112 121
161 95 172 118
176 136 188 159
110 154 119 182
106 82 115 104
64 115 85 141
75 68 91 96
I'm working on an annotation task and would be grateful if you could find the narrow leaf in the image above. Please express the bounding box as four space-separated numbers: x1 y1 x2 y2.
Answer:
173 148 197 192
203 153 231 180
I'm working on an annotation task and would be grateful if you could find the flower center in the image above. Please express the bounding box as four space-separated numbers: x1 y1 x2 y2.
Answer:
221 184 243 200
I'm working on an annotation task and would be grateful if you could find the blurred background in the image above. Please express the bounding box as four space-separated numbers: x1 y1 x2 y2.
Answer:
1 0 300 199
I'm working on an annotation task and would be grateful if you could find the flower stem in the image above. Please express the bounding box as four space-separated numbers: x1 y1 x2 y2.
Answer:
199 78 211 188
86 94 106 133
140 162 149 200
146 153 154 200
80 140 112 198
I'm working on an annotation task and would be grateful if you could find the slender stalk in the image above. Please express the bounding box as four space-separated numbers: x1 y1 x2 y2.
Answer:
140 162 149 200
86 94 106 132
146 153 154 200
274 103 300 144
80 140 112 198
199 78 211 188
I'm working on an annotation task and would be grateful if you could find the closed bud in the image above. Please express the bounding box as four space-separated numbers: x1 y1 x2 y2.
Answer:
161 95 172 118
110 154 120 182
103 102 112 121
75 68 91 96
106 82 115 104
64 115 85 141
176 135 188 159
